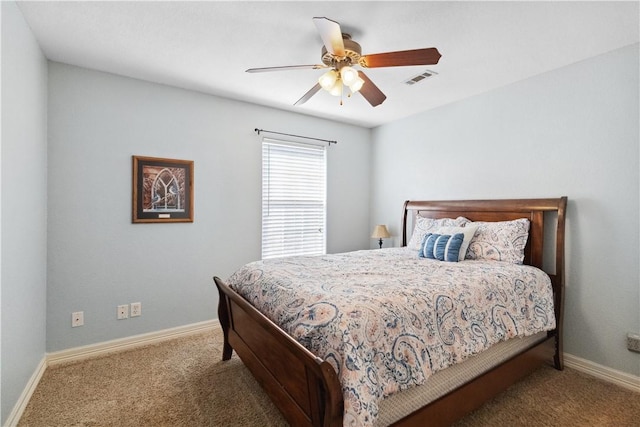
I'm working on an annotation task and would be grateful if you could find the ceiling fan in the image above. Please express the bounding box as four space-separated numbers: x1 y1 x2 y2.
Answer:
246 17 442 107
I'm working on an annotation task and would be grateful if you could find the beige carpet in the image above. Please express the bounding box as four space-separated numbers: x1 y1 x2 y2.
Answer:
19 328 640 426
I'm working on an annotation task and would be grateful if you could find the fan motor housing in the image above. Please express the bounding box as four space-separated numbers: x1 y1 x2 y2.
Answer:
321 34 362 67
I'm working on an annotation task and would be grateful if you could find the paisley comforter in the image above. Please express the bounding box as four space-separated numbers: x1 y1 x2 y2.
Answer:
226 248 556 427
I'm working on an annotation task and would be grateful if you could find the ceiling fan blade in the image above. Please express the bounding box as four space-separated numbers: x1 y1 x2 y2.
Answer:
358 72 386 107
313 17 345 57
246 64 327 73
359 47 442 68
294 83 322 106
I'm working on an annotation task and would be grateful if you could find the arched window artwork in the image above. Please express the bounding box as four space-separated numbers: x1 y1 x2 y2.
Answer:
150 168 183 211
133 156 193 223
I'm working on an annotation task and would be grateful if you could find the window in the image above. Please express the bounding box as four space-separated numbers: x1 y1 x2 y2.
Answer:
262 138 327 259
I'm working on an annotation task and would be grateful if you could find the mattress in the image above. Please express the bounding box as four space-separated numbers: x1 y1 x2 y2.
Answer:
377 331 547 425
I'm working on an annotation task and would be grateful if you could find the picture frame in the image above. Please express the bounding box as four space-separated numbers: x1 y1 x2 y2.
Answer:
132 156 194 223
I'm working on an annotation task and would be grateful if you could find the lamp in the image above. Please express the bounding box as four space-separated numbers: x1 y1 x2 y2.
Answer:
317 66 366 101
318 70 338 90
329 79 343 97
371 225 391 249
349 76 365 92
340 66 359 86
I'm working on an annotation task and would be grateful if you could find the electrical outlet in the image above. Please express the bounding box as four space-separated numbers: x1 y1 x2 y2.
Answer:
627 332 640 353
72 311 84 327
117 304 129 320
130 302 141 317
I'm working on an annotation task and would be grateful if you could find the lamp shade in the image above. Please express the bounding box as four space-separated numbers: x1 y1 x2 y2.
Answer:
340 66 359 86
371 225 391 239
318 70 338 90
329 79 343 96
349 76 365 93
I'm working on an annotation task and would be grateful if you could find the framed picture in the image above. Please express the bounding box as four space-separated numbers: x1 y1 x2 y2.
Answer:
132 156 194 223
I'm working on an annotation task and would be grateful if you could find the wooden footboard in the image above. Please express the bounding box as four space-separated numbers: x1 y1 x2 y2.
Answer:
214 197 567 426
214 276 343 427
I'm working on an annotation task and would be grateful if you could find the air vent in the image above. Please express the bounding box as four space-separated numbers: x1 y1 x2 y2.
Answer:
404 69 438 85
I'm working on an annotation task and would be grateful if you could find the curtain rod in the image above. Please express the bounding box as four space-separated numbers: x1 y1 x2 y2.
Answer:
254 128 337 145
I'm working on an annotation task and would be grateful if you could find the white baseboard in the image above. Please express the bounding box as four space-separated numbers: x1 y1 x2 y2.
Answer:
3 356 47 427
47 319 220 366
564 352 640 392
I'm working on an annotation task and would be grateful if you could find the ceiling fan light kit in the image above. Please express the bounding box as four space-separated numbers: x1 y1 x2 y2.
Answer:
246 17 441 108
318 66 364 97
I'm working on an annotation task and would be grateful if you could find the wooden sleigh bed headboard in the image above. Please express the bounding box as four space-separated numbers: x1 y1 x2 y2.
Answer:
402 198 566 272
214 197 568 427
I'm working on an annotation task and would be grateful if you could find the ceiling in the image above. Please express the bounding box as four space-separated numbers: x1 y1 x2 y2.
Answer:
16 1 639 128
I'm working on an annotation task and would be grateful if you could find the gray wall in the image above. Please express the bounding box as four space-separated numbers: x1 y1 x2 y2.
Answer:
46 63 371 352
1 1 49 423
370 43 640 376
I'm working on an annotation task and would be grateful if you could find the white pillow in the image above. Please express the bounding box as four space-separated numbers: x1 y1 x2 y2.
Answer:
436 225 479 261
407 216 470 250
465 219 530 264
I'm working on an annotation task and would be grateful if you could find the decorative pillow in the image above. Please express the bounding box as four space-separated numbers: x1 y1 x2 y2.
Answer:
465 218 530 264
436 225 479 261
407 216 470 250
419 233 465 262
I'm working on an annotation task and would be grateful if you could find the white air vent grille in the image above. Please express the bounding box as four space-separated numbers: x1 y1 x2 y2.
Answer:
404 69 438 85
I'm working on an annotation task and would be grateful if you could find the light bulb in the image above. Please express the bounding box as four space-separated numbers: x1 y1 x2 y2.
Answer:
318 70 338 91
340 67 359 86
329 79 343 96
349 77 365 93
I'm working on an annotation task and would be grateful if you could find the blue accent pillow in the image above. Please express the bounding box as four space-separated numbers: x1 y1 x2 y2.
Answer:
419 233 465 262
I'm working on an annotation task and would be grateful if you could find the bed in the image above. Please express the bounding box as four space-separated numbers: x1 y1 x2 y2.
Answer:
213 197 567 426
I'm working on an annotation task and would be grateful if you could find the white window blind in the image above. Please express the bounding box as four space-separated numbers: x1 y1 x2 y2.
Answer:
262 138 327 259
